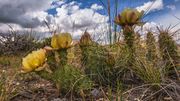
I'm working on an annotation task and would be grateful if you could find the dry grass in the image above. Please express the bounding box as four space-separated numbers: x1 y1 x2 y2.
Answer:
0 68 20 101
0 55 22 69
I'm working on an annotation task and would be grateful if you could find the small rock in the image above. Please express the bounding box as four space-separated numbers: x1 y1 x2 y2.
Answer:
91 88 100 97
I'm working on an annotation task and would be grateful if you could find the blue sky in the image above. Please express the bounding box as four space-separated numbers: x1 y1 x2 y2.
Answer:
48 0 180 22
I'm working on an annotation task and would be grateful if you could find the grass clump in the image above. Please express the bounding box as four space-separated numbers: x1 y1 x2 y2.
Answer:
133 57 162 84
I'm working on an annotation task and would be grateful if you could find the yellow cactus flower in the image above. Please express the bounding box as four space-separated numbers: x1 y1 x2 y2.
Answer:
22 49 46 73
58 33 72 49
114 8 144 26
51 33 72 49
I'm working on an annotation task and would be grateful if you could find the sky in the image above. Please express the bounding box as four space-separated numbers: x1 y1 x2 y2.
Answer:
0 0 179 42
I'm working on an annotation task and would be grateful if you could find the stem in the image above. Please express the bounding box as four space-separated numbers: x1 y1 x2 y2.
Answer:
58 49 68 68
122 25 135 66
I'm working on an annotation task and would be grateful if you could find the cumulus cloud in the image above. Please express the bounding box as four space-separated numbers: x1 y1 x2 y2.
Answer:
91 4 103 10
0 0 109 43
136 0 163 13
0 0 52 28
135 22 160 39
54 2 109 41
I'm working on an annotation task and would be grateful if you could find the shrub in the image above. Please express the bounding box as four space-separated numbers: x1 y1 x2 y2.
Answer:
0 32 37 55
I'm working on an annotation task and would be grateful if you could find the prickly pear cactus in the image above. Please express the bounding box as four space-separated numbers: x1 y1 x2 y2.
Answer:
21 32 93 95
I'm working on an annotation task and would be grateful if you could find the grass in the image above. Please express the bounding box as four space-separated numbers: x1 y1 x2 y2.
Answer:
0 55 22 69
0 68 19 101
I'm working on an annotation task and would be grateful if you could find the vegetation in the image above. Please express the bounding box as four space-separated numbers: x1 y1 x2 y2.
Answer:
0 8 180 101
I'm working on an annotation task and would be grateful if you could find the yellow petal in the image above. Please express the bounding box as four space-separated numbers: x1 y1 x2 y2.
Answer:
22 58 33 73
58 33 72 49
36 49 46 64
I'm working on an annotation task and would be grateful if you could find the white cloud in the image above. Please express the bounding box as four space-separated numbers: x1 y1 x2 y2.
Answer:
167 5 176 10
91 4 103 10
54 2 109 42
0 1 109 43
136 0 163 13
135 22 160 39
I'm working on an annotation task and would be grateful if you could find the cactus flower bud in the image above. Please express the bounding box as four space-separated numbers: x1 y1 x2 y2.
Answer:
114 8 144 26
79 31 93 46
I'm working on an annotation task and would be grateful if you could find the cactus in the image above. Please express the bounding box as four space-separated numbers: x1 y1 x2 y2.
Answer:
52 64 93 94
123 25 135 50
158 28 180 77
146 31 158 62
114 9 146 84
114 8 144 48
114 8 144 67
21 32 92 95
79 32 118 86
